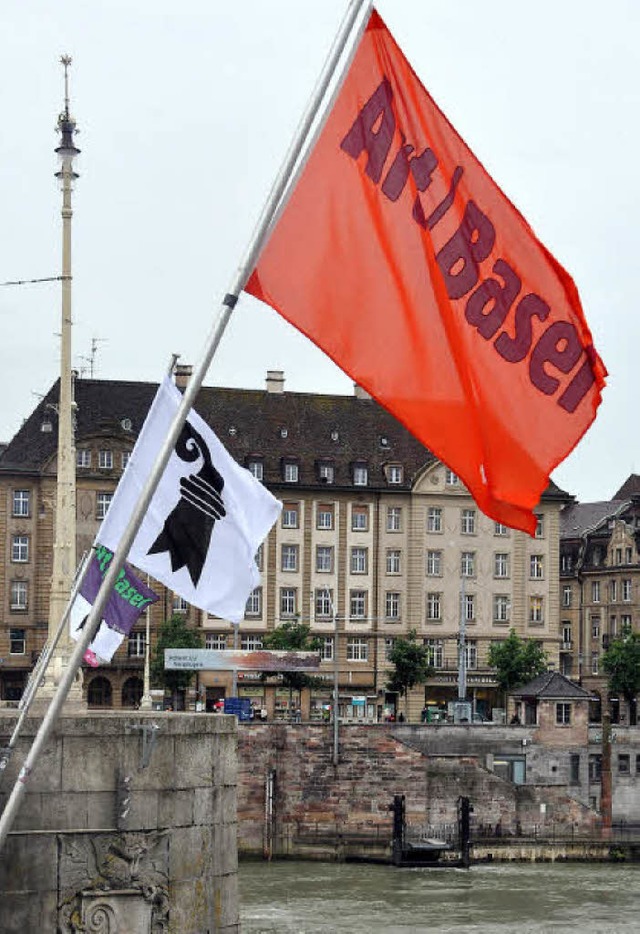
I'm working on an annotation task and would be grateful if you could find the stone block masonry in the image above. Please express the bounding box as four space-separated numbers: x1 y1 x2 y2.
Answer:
0 711 239 933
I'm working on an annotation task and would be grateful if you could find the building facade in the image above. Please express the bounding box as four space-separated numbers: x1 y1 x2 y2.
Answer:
0 369 567 718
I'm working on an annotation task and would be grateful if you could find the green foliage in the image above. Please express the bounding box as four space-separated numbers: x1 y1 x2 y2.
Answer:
150 613 203 697
261 621 323 692
602 628 640 703
487 629 547 693
386 629 434 698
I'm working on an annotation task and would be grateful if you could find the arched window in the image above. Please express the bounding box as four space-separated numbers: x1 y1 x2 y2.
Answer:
122 676 143 709
87 675 113 709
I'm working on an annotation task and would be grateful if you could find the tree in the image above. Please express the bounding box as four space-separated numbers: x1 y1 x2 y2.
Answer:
151 613 203 710
386 629 434 721
488 629 547 704
602 628 640 725
261 621 323 720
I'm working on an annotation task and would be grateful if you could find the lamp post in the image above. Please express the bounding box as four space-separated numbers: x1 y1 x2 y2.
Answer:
41 56 82 705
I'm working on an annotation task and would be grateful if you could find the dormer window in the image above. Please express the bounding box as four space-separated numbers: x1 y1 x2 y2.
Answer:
247 459 264 481
98 450 113 470
386 464 403 485
317 462 335 484
283 461 299 483
353 464 368 487
445 469 459 486
77 449 91 468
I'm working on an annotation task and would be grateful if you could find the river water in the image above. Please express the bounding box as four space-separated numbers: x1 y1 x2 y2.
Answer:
239 860 640 933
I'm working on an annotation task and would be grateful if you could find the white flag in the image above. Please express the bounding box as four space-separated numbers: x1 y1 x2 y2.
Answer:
69 594 125 666
98 377 282 623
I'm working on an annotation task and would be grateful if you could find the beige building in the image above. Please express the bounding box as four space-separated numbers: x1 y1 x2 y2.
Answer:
0 369 568 719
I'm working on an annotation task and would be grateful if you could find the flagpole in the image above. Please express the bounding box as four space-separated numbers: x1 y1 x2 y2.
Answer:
0 0 372 851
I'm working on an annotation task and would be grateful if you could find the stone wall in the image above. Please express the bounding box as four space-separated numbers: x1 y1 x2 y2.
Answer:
236 723 597 859
0 711 238 933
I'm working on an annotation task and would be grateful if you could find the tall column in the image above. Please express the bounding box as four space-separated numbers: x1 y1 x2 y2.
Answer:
40 56 83 705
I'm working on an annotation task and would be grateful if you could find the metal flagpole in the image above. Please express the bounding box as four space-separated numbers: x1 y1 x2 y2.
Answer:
0 0 373 851
0 551 92 776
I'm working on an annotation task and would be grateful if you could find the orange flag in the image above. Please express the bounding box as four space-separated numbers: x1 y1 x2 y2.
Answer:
246 9 606 534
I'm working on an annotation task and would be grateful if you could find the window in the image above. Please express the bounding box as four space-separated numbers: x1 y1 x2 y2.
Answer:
494 553 509 578
315 589 333 619
625 547 633 564
535 514 545 538
206 633 227 650
281 544 299 572
128 631 146 657
10 581 28 611
610 580 618 602
427 507 442 533
591 616 600 638
280 588 297 618
494 522 508 536
350 590 367 620
318 462 335 484
347 637 368 661
173 595 188 613
255 545 264 571
445 469 459 486
351 547 368 574
246 587 262 617
12 490 30 517
424 638 443 668
386 549 401 575
464 593 476 622
319 637 334 661
241 635 264 651
636 754 640 776
76 448 91 468
121 451 131 470
610 616 618 638
461 551 475 577
386 506 402 532
615 548 622 565
623 579 632 602
592 581 601 603
529 596 544 624
556 703 571 725
426 550 442 576
284 462 299 483
387 465 403 484
493 595 510 623
98 449 113 469
619 754 631 775
9 628 25 654
570 754 581 786
96 492 113 519
248 460 264 481
465 640 477 669
352 505 369 531
591 652 599 675
317 503 334 530
11 535 29 563
316 545 334 573
353 464 368 486
622 614 632 631
589 754 602 783
461 509 476 534
530 555 544 579
385 637 397 661
562 623 572 648
385 592 401 620
563 585 572 608
427 592 442 621
282 503 299 529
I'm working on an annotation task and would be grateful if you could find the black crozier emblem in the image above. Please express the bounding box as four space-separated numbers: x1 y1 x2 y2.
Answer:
147 421 226 586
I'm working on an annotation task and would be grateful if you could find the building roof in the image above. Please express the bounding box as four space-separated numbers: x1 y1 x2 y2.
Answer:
560 500 630 539
0 374 571 501
613 474 640 500
510 671 593 700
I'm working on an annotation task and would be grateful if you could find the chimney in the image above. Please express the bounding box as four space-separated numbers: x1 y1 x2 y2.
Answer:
353 382 371 400
174 364 193 390
266 370 285 393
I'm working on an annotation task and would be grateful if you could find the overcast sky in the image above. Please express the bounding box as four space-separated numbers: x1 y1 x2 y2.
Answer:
1 0 638 504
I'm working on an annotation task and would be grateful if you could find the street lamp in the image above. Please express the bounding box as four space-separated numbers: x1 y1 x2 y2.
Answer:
41 55 82 705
